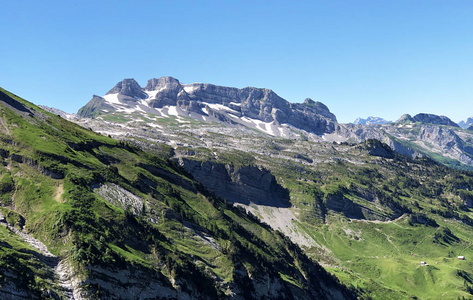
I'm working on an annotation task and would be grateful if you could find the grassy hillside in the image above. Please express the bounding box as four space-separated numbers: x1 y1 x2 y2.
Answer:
0 88 355 299
171 133 473 299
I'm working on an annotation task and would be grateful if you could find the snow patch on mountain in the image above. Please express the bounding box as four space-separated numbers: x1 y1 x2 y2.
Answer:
102 93 121 105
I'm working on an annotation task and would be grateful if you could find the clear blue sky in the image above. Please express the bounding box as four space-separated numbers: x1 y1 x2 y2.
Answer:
1 0 472 123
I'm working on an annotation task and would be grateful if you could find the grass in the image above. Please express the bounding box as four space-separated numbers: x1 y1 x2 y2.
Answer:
295 213 473 299
0 225 59 297
0 88 355 298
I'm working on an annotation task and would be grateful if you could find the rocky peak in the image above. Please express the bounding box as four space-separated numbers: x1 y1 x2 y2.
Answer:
106 78 147 99
412 113 459 127
302 98 331 113
293 98 336 123
396 114 414 124
146 77 189 108
458 117 473 129
303 98 316 106
145 76 181 91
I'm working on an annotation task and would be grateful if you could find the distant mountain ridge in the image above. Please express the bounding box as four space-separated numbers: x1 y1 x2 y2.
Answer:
78 77 338 136
459 117 473 129
353 116 391 125
75 76 473 171
396 113 459 127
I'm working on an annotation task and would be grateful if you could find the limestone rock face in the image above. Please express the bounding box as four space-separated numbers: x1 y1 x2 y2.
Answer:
179 159 290 207
106 78 147 99
412 113 459 127
145 77 190 108
78 76 338 135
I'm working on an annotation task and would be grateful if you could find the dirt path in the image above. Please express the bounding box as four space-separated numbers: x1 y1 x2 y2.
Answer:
54 182 65 202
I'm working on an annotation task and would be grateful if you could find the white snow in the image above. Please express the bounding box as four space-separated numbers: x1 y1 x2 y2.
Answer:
167 106 179 116
145 86 167 98
103 93 121 105
183 85 199 94
240 117 277 136
144 91 157 100
229 102 241 106
278 126 286 137
202 102 239 114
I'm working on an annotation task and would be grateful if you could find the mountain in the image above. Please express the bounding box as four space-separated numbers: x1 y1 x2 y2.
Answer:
394 113 459 127
76 77 473 171
0 87 355 299
458 117 473 129
352 116 391 125
78 77 338 136
6 78 473 298
411 113 459 127
73 77 473 298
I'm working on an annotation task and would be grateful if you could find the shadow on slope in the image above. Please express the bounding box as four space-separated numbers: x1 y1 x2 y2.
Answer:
179 159 291 208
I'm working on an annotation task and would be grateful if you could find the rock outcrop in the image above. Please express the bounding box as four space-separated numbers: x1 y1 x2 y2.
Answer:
179 159 290 207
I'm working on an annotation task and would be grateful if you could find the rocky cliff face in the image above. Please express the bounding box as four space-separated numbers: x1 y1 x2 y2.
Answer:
78 77 338 136
179 159 290 207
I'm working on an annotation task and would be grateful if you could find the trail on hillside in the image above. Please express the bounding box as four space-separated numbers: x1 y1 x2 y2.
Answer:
0 211 76 299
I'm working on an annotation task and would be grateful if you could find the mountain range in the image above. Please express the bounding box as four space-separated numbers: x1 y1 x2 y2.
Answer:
2 77 473 299
459 117 473 129
0 87 354 299
78 77 337 137
77 77 473 170
352 116 391 125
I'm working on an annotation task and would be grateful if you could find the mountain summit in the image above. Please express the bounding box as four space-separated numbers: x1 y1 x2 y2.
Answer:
78 77 337 136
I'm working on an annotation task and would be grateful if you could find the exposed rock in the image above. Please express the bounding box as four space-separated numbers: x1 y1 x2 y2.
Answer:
362 139 395 159
418 125 462 150
0 217 78 299
146 77 190 108
412 113 459 127
179 159 290 207
78 76 338 136
106 78 147 99
325 192 365 219
92 183 145 216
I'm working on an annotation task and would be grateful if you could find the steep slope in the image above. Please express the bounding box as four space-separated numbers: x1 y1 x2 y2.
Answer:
0 87 355 299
